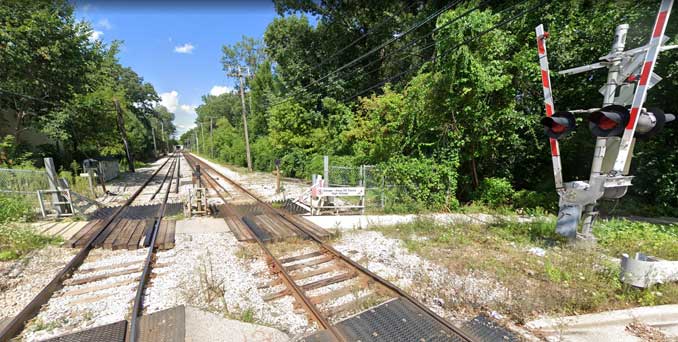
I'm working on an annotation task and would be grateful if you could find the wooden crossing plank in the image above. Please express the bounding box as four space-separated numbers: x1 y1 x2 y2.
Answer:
154 220 167 248
225 216 253 241
163 220 176 249
61 221 88 240
112 219 140 250
65 219 101 248
92 216 123 248
103 219 131 249
128 220 152 250
263 214 297 239
253 215 282 240
274 214 308 238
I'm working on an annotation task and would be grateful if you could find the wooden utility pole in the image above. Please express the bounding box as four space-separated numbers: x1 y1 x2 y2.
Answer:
209 117 214 159
114 99 135 172
229 66 253 171
151 125 158 158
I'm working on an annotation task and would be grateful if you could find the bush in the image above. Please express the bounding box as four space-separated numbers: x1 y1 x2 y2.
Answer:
251 136 277 172
379 155 459 212
474 177 514 208
513 189 558 213
0 194 34 223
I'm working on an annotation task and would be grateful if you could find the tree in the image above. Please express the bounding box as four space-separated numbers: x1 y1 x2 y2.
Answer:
0 0 99 143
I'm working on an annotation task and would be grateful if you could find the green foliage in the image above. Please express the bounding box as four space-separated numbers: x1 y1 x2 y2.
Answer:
251 136 277 171
513 190 558 213
474 177 514 208
0 194 34 224
379 155 459 212
0 224 61 261
595 219 678 260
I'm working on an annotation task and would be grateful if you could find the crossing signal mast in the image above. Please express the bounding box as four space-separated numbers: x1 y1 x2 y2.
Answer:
536 0 676 241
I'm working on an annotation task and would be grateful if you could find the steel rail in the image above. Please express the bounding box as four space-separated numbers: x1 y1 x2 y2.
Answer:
182 153 345 341
150 155 177 201
129 154 178 342
0 156 174 341
183 153 477 342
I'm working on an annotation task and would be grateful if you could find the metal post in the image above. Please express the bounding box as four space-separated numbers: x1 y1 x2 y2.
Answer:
323 156 329 186
581 24 631 240
44 157 66 215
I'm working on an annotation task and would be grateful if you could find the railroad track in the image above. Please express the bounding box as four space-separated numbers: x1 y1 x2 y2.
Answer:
183 153 478 342
0 154 181 342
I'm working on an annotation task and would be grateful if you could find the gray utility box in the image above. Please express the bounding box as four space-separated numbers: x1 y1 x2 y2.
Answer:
81 158 119 182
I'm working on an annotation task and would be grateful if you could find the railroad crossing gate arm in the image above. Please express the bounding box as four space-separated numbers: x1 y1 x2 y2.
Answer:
536 24 564 189
613 0 674 174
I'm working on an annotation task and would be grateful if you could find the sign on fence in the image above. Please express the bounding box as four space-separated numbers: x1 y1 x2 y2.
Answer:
309 176 365 215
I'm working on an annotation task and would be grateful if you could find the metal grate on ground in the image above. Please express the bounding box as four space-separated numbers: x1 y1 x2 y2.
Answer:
301 298 469 342
38 321 126 342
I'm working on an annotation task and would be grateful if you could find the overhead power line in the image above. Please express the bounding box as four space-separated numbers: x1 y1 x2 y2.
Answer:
341 0 550 103
271 0 463 107
308 1 422 73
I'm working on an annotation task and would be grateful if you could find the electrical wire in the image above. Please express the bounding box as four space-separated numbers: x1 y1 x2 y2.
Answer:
341 0 549 103
270 0 463 107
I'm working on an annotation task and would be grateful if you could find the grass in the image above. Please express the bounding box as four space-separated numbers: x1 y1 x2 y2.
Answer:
372 217 678 323
0 224 62 261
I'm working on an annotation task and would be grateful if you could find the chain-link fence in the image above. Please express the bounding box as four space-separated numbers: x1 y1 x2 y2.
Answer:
328 164 390 210
0 168 49 207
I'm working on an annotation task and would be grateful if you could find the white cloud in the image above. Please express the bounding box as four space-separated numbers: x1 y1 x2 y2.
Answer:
88 30 104 42
97 18 112 30
159 90 179 112
209 85 233 96
174 43 194 54
157 91 197 136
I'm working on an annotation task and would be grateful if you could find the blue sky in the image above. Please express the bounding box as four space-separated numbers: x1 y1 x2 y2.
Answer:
74 1 281 137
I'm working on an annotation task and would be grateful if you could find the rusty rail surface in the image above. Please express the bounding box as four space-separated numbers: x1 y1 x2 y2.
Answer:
0 156 175 341
183 153 477 342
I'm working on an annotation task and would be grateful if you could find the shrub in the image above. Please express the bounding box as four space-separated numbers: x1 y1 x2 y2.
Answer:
513 189 558 213
0 194 34 224
379 155 459 212
475 177 514 208
251 136 277 172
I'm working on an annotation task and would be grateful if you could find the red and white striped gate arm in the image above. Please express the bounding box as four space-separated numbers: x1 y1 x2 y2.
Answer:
613 0 674 173
536 24 564 189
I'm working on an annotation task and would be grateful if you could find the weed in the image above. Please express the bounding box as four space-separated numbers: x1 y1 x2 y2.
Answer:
0 224 62 261
0 194 35 223
240 307 255 323
371 217 678 322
